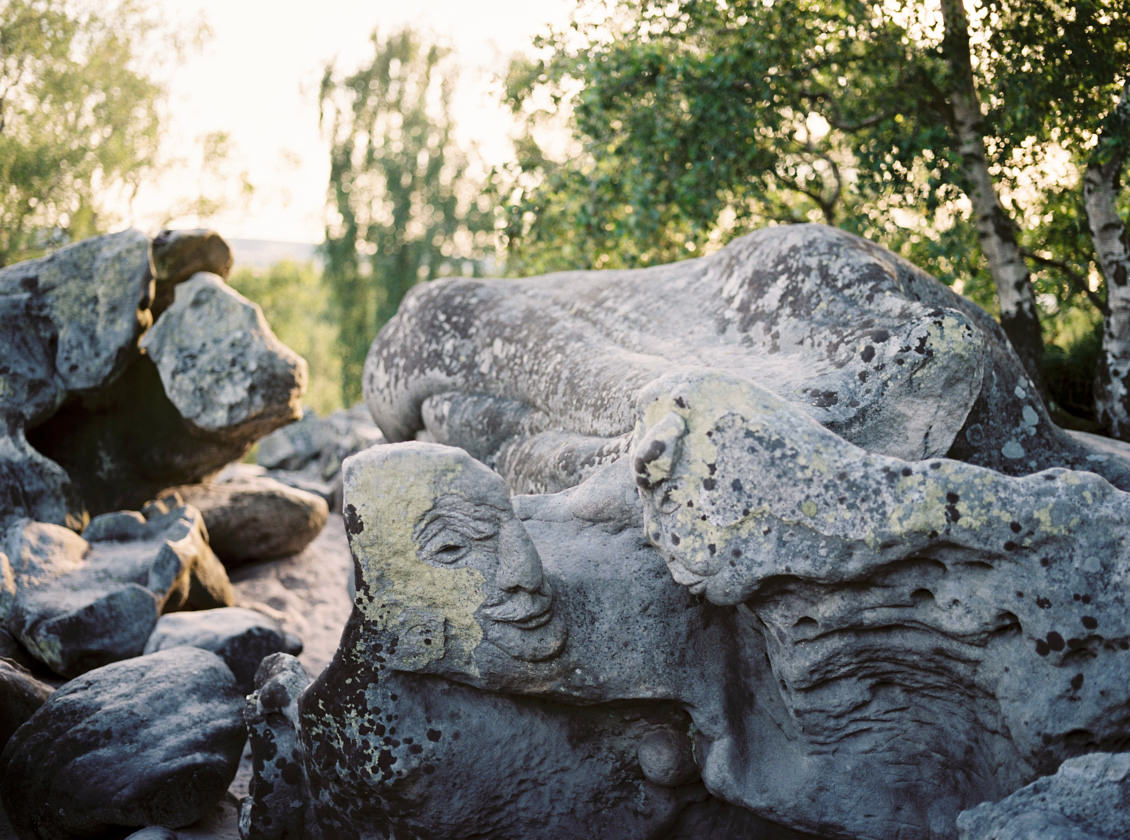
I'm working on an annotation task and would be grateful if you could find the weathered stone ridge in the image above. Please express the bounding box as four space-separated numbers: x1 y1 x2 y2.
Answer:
364 223 1130 494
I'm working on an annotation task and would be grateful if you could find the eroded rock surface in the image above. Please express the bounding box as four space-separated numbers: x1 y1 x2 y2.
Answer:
365 223 1130 494
294 443 809 840
303 223 1130 839
0 229 152 528
957 752 1130 840
0 647 245 840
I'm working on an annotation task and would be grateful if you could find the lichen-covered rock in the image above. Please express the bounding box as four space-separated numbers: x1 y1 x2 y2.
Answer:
2 229 308 524
239 653 315 840
957 753 1130 840
141 273 306 436
2 498 233 677
0 647 245 840
0 229 153 424
292 443 799 839
330 224 1130 839
626 369 1130 837
0 658 52 750
144 607 302 693
167 468 329 565
364 223 1130 494
0 229 152 527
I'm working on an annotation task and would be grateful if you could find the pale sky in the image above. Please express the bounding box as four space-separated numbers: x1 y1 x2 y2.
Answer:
125 0 576 244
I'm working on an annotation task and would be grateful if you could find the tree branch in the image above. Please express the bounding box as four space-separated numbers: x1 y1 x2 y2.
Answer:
1023 249 1108 315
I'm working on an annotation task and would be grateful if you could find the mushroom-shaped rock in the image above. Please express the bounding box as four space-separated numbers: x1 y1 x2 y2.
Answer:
0 647 245 840
144 606 302 693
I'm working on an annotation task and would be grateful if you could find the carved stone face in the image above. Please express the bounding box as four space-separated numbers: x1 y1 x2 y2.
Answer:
342 442 566 673
412 469 566 662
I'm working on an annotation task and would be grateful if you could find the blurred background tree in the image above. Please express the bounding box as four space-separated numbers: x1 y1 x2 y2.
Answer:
318 27 495 405
227 259 342 416
0 0 197 265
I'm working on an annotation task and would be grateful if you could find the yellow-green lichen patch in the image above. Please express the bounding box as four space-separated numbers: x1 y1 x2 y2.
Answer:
344 448 485 674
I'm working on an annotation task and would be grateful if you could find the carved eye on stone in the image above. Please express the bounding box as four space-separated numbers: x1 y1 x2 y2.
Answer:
421 534 471 565
429 541 469 564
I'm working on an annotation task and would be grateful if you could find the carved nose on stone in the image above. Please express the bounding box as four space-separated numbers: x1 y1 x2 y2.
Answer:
495 519 546 593
633 412 687 490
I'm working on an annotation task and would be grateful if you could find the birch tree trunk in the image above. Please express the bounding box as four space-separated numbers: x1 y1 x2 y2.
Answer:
939 0 1045 394
1087 81 1130 439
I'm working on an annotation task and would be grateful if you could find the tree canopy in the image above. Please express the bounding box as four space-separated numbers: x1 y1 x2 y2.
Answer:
0 0 177 265
500 0 1129 416
319 28 495 405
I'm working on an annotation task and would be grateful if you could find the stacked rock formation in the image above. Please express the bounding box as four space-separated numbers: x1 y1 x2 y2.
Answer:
243 224 1130 840
0 229 331 839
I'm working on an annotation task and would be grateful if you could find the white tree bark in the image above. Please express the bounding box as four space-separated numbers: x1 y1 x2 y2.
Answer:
939 0 1045 393
1087 81 1130 438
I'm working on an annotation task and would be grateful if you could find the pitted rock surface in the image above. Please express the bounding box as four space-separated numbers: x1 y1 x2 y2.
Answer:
239 653 315 840
957 752 1130 840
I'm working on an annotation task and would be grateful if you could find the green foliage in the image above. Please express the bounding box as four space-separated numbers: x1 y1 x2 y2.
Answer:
319 28 495 404
0 0 173 265
228 261 343 417
499 0 1130 320
1042 308 1104 426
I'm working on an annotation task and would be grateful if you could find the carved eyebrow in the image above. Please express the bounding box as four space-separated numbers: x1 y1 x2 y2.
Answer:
414 494 505 545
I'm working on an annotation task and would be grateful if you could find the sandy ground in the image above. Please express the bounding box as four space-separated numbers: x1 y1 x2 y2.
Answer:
0 515 355 840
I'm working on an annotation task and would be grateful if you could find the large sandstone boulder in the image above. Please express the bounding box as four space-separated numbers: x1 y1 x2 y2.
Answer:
291 223 1130 840
1 229 306 528
0 647 245 840
168 467 329 566
1 497 233 677
365 223 1130 494
293 443 806 840
0 230 153 529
